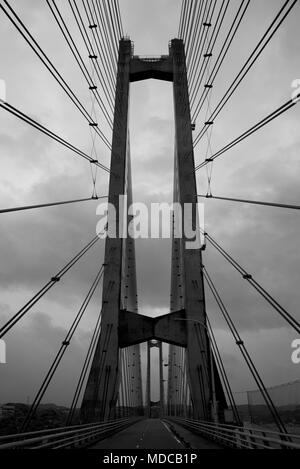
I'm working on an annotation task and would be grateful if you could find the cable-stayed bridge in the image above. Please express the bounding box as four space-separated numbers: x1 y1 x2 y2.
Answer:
0 0 300 450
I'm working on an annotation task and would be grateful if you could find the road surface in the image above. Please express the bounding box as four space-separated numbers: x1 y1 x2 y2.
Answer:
90 419 222 449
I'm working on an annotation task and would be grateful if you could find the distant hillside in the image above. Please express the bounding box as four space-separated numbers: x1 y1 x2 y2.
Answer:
0 402 70 435
236 404 300 424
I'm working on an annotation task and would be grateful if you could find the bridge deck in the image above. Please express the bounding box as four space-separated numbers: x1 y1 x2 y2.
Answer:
90 419 223 450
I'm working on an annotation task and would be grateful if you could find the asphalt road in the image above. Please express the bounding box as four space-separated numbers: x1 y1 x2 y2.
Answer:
90 419 221 449
91 419 183 449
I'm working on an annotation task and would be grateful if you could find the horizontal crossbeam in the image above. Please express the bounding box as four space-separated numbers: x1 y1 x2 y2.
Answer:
119 309 187 347
130 55 173 82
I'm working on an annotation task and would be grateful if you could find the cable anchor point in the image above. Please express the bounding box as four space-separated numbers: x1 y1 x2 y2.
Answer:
51 276 60 282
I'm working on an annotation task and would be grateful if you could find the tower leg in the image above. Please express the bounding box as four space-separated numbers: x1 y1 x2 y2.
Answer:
80 39 132 422
159 342 165 417
146 341 151 418
171 39 211 420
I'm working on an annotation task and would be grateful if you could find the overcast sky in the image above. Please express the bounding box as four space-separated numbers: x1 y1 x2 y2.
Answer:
0 0 299 407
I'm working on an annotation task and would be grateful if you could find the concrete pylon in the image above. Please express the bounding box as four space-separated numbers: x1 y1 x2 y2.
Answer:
80 38 226 423
146 341 151 418
170 39 211 419
158 341 165 417
80 39 141 422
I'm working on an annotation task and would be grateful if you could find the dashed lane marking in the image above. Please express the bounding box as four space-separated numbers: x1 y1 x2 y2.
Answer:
161 420 184 447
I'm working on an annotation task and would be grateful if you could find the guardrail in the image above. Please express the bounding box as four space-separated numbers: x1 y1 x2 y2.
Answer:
0 417 141 449
165 417 300 449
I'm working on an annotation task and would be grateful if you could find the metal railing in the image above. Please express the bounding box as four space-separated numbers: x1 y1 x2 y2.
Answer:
0 417 141 450
165 418 300 449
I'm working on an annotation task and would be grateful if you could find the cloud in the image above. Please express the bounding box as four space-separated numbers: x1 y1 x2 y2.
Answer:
0 308 96 406
0 0 300 406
